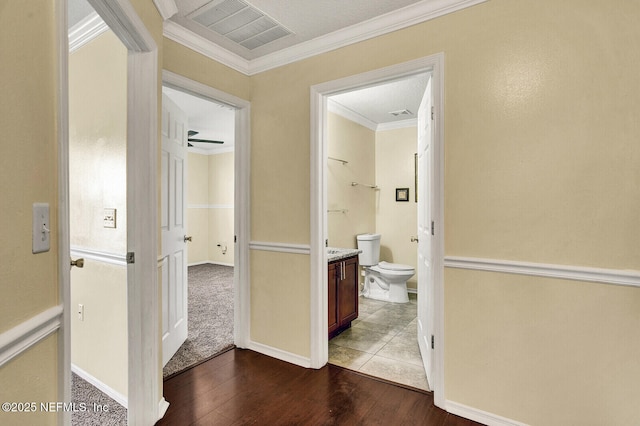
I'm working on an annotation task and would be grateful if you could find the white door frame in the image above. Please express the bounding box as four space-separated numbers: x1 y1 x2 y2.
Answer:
58 0 161 423
162 70 252 349
309 53 446 407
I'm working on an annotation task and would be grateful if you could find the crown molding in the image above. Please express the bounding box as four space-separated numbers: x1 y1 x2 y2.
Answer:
328 99 378 131
164 20 251 75
250 0 488 74
68 12 109 53
377 118 417 131
163 0 487 76
153 0 178 20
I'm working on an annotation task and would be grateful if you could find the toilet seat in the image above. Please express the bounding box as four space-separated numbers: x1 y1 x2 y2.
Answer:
377 261 413 271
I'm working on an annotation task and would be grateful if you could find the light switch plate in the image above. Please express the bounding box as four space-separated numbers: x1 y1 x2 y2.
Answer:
104 208 116 228
32 203 50 254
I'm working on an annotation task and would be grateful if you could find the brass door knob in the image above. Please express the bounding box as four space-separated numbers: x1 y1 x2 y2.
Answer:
70 258 85 268
410 236 419 243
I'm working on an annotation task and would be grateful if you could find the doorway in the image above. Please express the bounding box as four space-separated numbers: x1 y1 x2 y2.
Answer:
68 14 129 424
62 0 159 423
160 85 237 377
310 54 445 406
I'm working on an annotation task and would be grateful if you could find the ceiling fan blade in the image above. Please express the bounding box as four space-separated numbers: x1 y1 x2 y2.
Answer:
187 138 224 144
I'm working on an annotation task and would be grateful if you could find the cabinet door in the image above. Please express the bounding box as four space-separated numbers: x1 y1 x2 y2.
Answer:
338 257 359 326
328 262 338 335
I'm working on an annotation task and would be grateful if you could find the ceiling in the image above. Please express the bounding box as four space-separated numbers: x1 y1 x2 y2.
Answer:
170 0 423 60
68 0 468 150
162 86 236 152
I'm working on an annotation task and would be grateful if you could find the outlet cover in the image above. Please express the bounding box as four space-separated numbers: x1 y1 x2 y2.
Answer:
104 208 116 228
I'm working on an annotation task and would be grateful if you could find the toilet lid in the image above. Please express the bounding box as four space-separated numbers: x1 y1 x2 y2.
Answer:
378 261 414 272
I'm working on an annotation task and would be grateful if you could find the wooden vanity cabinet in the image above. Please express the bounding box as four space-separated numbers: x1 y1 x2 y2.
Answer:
328 255 359 339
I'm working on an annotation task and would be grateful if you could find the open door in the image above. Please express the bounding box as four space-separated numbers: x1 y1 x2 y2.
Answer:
161 93 189 366
417 74 434 387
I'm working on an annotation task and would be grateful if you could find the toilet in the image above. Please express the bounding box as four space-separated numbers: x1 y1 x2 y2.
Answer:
356 233 414 303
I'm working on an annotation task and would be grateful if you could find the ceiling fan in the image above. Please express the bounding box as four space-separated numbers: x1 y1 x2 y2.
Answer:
188 130 224 147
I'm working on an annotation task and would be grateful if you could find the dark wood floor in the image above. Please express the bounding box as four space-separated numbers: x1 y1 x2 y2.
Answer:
157 348 483 426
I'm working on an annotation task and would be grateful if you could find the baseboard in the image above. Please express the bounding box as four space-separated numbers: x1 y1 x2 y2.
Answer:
407 288 417 294
71 364 128 409
247 341 311 368
446 400 529 426
188 260 235 267
157 397 170 421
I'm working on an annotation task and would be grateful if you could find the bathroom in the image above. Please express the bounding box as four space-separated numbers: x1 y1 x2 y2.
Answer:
325 74 429 390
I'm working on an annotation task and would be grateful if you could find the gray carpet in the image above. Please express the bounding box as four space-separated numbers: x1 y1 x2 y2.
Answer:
163 263 235 378
71 264 233 425
71 373 127 426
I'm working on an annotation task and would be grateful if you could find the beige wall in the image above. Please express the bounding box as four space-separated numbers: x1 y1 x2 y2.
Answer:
327 112 376 248
247 0 640 424
375 126 418 289
0 1 60 424
187 152 209 264
186 151 235 265
68 30 128 398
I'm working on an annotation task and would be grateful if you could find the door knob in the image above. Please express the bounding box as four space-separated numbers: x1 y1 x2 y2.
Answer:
410 236 419 243
70 258 85 268
184 235 193 242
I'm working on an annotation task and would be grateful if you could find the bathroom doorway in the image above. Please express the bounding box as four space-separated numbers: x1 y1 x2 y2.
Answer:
310 54 445 403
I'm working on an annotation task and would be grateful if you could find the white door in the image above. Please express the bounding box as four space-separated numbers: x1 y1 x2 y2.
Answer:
417 74 434 387
161 93 189 366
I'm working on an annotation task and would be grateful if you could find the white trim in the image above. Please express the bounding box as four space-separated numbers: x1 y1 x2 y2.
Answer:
188 204 234 209
163 20 251 75
0 305 64 368
71 364 128 408
310 54 446 398
68 12 109 53
188 145 235 155
163 0 487 75
446 401 529 426
158 398 170 420
70 247 128 266
247 341 311 368
152 0 178 20
188 260 235 267
327 99 378 131
444 256 640 288
83 1 161 424
249 241 311 255
161 70 252 350
57 1 72 424
377 118 417 131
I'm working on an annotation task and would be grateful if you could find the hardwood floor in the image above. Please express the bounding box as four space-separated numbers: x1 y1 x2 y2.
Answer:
158 348 483 426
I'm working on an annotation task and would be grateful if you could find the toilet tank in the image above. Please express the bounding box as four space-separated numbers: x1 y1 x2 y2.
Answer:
356 233 381 266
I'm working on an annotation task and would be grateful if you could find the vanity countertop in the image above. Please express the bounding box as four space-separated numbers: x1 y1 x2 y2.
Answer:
327 247 361 263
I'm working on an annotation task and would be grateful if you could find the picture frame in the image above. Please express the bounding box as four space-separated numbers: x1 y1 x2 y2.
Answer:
396 188 409 202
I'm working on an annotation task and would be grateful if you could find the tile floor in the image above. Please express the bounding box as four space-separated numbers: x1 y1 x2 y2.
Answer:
328 293 429 391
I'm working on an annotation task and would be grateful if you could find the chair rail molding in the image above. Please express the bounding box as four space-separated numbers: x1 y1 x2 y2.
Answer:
444 256 640 288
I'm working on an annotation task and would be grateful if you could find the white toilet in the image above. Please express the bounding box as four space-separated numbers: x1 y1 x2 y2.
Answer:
357 233 414 303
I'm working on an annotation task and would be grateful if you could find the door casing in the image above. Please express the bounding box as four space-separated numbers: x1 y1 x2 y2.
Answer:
309 53 445 407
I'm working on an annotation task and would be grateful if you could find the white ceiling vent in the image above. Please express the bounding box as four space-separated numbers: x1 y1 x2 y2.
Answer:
190 0 292 50
389 109 413 117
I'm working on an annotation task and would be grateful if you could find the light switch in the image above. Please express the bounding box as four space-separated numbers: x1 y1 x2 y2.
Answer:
103 208 116 228
32 203 50 254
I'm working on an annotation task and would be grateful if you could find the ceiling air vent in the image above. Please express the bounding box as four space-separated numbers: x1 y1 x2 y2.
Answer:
389 109 413 117
190 0 292 50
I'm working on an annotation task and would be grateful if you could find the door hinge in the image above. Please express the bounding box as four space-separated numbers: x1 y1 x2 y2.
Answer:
431 106 434 120
126 252 135 264
431 335 435 349
431 221 435 236
234 235 237 243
